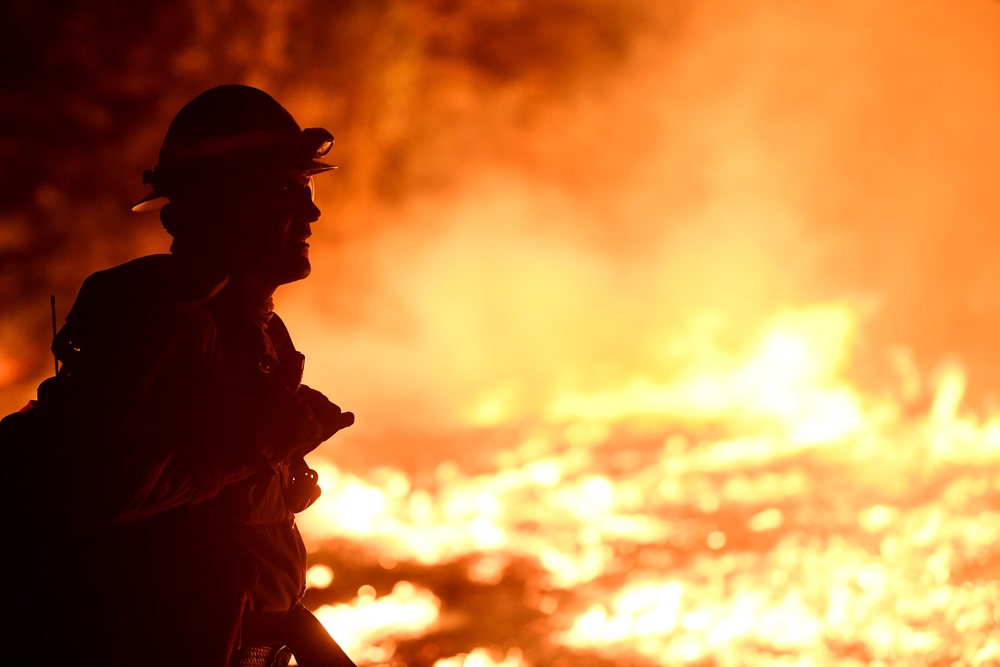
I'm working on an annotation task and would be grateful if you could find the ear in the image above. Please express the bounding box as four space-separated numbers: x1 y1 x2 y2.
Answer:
160 203 176 236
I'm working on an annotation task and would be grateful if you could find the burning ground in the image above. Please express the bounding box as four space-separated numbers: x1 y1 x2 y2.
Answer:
295 304 1000 665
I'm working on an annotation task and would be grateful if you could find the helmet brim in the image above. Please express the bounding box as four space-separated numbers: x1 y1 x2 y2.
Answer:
131 159 337 212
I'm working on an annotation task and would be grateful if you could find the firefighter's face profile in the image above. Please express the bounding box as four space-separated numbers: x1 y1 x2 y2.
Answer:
225 173 321 286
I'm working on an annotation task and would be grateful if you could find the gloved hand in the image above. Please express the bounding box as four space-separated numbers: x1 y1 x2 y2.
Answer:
297 384 354 444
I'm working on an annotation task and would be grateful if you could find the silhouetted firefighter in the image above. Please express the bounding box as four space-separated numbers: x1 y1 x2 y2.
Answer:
1 85 357 667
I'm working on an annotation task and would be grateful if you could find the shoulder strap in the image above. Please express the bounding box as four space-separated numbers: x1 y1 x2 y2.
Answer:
264 312 293 349
265 312 305 391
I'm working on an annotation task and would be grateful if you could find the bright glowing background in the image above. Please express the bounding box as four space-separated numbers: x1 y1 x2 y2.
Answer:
3 1 1000 665
272 0 1000 437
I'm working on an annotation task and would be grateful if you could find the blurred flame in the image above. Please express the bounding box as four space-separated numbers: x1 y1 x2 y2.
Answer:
433 648 528 667
312 581 440 660
305 564 334 590
548 304 864 446
0 354 21 388
300 297 1000 662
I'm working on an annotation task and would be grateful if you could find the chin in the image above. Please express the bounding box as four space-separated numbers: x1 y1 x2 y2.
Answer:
280 260 312 284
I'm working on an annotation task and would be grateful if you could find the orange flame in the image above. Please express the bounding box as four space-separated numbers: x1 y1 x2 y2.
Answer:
298 299 1000 662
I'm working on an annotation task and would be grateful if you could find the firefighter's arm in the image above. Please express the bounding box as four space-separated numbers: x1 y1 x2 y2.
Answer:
70 304 322 524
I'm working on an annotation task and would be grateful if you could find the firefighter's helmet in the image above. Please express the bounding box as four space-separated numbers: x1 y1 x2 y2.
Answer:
132 85 335 211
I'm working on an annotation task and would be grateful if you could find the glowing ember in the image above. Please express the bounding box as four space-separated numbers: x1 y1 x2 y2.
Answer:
433 648 528 667
305 564 335 590
312 581 440 661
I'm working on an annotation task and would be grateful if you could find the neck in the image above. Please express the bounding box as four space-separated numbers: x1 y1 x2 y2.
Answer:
225 274 277 325
237 273 278 301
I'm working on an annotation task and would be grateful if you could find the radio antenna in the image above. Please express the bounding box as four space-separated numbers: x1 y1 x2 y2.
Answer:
50 294 58 375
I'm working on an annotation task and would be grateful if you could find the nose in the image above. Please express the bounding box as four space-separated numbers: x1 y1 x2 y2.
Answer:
300 197 321 223
294 185 321 223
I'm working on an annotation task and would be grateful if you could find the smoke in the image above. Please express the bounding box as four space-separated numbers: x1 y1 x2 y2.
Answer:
3 0 1000 424
283 0 1000 431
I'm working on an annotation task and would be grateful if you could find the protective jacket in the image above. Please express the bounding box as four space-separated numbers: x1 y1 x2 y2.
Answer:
2 254 326 667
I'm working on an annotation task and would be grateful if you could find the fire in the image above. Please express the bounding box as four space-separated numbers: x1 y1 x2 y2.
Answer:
547 304 864 445
433 648 528 667
0 354 20 387
311 581 440 661
3 0 1000 665
296 301 1000 663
